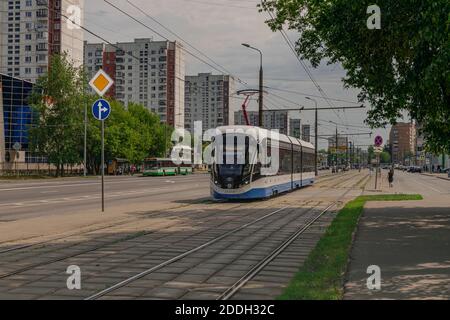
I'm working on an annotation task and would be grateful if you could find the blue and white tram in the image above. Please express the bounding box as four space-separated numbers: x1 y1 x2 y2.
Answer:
211 126 316 200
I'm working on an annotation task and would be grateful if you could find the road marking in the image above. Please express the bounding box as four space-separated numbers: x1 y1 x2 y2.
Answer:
0 187 172 208
0 177 206 192
409 175 445 194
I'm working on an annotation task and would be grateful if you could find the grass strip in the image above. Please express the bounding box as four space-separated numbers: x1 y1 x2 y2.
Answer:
278 194 423 300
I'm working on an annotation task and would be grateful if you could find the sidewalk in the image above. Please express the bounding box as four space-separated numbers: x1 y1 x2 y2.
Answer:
344 172 450 300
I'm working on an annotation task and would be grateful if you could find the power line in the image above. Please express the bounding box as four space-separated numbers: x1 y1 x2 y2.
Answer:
263 86 358 104
171 0 257 9
125 0 238 79
265 8 348 124
321 120 372 130
102 0 248 86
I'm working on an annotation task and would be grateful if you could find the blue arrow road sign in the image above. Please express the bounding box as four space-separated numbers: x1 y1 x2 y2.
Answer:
92 99 111 121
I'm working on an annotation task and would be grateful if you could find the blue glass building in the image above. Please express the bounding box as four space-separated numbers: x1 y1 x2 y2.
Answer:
0 73 34 162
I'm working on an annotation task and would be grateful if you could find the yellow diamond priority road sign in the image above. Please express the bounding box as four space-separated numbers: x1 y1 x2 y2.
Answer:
89 69 114 97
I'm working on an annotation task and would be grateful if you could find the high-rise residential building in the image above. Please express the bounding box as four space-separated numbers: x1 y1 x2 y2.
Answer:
234 110 289 135
289 118 301 138
184 73 235 132
389 122 416 164
301 124 311 143
0 0 84 83
84 39 185 128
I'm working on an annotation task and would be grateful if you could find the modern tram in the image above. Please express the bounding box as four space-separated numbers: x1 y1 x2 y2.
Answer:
210 126 316 200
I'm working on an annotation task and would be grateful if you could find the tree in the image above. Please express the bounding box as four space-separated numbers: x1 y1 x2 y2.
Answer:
380 151 391 164
368 146 375 164
30 54 172 176
29 53 85 177
260 0 450 154
83 99 171 174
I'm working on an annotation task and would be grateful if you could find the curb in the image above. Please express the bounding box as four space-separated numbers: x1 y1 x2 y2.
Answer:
421 173 450 181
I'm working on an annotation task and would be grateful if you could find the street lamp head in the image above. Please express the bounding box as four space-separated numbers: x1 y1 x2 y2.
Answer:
242 43 250 48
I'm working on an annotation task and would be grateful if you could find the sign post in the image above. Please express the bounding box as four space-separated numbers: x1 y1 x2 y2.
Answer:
374 136 384 189
89 69 114 213
92 99 111 212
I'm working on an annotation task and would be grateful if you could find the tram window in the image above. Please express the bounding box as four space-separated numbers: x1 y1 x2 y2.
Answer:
293 147 302 174
302 150 315 173
279 147 292 175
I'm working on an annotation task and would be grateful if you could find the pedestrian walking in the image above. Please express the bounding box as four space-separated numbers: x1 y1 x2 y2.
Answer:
388 169 394 188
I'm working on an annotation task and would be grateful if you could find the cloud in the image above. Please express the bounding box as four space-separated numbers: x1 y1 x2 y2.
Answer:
83 0 389 147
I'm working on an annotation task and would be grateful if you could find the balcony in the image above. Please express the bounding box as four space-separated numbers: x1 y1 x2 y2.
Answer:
36 9 48 18
36 43 48 52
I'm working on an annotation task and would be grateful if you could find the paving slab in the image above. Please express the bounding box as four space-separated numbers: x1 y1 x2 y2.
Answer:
345 198 450 300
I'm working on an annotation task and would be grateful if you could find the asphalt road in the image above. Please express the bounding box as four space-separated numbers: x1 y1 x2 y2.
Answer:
0 174 211 222
1 170 447 222
385 170 450 196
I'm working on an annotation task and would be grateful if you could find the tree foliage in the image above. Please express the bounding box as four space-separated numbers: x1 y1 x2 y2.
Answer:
29 53 84 176
30 54 171 176
260 0 450 154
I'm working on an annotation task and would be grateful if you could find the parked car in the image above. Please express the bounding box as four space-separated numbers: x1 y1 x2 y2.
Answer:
407 166 422 173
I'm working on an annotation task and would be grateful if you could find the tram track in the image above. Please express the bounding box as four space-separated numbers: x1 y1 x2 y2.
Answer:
85 174 365 300
0 184 213 251
218 187 357 300
0 172 366 299
0 172 357 257
0 201 272 278
0 171 351 255
0 198 321 281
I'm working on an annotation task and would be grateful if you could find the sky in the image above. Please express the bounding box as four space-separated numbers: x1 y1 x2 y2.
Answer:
83 0 391 149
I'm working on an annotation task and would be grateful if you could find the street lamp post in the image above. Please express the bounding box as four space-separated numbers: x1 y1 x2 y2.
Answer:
242 43 263 127
83 87 87 177
306 97 318 176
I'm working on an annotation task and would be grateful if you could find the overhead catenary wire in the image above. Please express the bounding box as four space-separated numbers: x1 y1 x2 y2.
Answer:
125 0 240 80
264 7 350 125
102 0 249 86
104 0 355 112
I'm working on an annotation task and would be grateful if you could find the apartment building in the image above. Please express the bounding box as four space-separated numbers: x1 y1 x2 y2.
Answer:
84 39 185 128
389 122 416 164
234 110 289 135
184 73 235 132
289 118 301 138
0 0 84 83
301 124 311 143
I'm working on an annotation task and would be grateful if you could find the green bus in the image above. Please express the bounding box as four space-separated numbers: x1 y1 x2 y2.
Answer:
143 158 193 176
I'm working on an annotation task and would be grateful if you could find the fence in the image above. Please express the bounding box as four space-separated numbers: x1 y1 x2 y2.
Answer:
0 161 84 177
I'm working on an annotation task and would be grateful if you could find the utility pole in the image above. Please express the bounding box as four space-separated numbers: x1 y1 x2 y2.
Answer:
259 55 263 128
336 126 338 168
346 138 349 168
262 104 366 172
242 44 263 127
83 85 87 177
306 97 318 176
